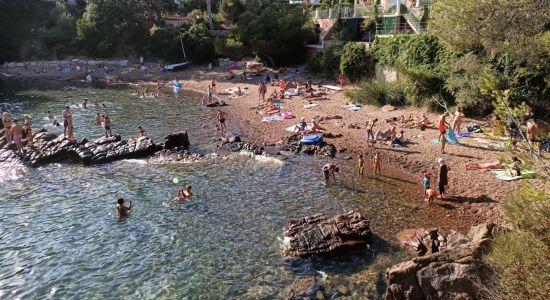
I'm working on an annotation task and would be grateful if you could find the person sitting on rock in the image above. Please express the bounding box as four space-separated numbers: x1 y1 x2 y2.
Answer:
2 112 13 144
306 119 324 134
323 163 339 182
116 198 132 219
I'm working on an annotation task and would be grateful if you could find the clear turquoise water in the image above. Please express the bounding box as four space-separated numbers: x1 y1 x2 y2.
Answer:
0 82 421 299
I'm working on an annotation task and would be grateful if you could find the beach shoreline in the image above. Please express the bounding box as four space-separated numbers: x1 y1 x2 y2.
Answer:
3 62 549 234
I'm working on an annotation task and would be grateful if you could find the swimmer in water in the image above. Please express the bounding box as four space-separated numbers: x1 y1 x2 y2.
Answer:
116 198 132 219
82 98 88 109
47 110 54 120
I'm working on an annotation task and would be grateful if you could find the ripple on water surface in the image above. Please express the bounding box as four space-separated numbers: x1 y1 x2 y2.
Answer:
0 84 420 298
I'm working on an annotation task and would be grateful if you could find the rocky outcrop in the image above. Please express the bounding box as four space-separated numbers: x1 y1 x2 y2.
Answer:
0 129 194 167
217 134 337 158
385 223 500 300
396 228 470 256
163 131 190 149
281 211 371 259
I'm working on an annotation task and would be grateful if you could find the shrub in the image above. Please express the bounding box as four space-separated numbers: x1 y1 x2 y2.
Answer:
306 44 343 79
339 43 374 82
483 185 550 299
345 80 404 106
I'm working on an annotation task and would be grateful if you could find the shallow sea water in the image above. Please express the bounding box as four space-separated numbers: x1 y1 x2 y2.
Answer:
0 82 422 299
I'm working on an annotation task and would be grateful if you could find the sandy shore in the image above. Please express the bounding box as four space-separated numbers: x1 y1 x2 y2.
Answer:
3 62 549 233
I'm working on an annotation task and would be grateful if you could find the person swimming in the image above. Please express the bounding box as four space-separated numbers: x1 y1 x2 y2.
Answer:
116 198 132 219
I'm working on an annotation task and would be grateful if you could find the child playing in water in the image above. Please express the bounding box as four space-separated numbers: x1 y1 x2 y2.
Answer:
357 154 364 176
116 198 132 219
374 153 381 176
323 164 339 182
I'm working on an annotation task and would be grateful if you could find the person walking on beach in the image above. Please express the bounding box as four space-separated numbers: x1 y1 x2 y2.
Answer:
452 107 464 133
211 78 216 94
323 163 339 182
216 109 227 136
437 158 449 200
366 118 378 144
2 112 13 144
338 73 346 89
374 152 381 176
116 198 132 219
438 112 450 154
62 106 73 137
258 81 267 102
357 154 365 176
278 79 285 98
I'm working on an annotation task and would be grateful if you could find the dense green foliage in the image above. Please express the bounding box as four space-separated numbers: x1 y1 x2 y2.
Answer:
219 0 245 23
234 4 318 66
484 185 550 299
0 0 85 62
339 43 374 82
306 44 343 79
345 80 404 106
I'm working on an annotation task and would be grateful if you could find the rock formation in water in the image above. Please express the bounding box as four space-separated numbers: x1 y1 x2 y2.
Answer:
217 134 337 158
281 211 371 259
385 223 505 300
0 129 191 167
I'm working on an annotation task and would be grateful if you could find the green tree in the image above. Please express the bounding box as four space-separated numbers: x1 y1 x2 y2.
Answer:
430 0 549 64
235 4 317 66
76 0 150 57
339 43 374 82
219 0 245 23
306 44 343 79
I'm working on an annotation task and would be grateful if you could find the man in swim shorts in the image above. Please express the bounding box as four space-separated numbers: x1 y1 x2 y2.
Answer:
323 163 339 182
2 112 13 144
357 154 364 176
62 106 72 136
216 109 227 135
103 115 112 137
11 119 23 154
82 98 88 109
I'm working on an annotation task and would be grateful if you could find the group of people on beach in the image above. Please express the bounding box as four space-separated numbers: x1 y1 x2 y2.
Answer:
2 112 33 154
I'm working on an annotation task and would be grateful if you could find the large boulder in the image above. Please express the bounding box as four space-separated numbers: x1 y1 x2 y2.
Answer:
163 131 190 150
385 224 499 300
282 211 371 259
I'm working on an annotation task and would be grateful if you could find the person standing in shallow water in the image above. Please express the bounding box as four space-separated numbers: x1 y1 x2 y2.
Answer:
12 119 23 154
117 198 132 219
437 158 449 200
323 163 339 182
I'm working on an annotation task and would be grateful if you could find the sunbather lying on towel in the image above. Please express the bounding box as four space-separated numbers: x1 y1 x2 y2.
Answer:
464 160 503 170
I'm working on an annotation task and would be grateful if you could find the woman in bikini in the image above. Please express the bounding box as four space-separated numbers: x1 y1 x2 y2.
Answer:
438 112 450 153
23 114 33 146
2 112 12 144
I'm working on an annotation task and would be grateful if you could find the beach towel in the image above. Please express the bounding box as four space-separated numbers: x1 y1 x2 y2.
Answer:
284 88 299 97
322 85 342 91
303 103 319 109
262 115 284 122
457 132 471 137
285 124 313 132
342 103 361 111
490 170 537 181
432 128 463 145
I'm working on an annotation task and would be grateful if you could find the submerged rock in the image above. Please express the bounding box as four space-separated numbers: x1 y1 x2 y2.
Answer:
385 223 500 300
217 134 337 158
281 211 371 259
